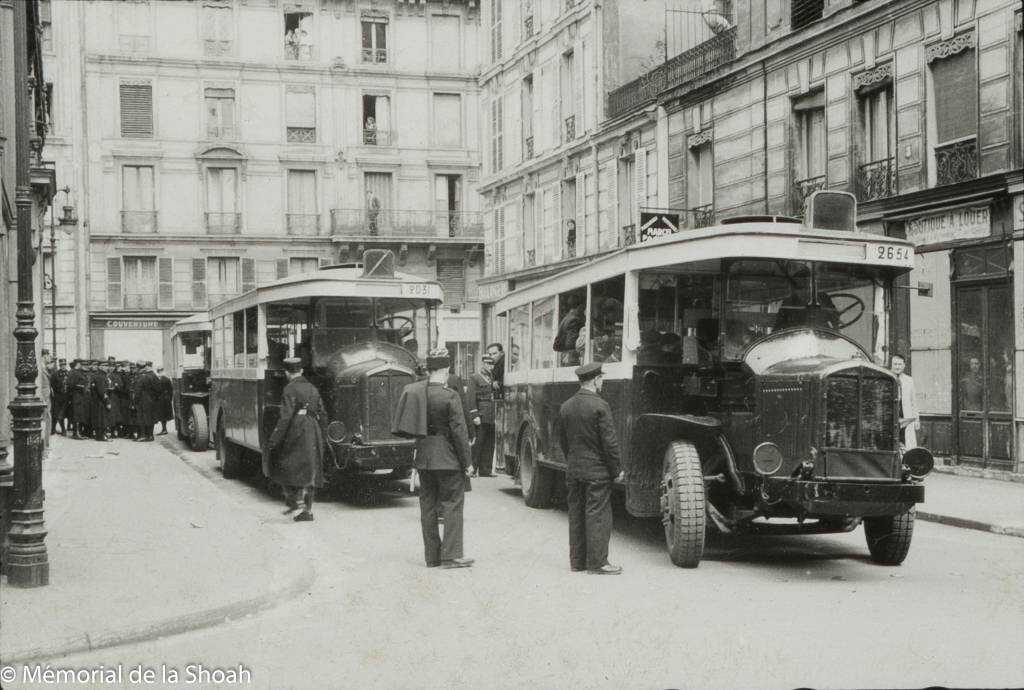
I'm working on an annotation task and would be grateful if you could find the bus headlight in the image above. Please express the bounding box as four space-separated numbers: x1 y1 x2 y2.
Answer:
327 421 348 443
902 447 934 480
752 442 784 476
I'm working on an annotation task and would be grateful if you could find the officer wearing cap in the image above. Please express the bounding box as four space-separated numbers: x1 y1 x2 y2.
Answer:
51 358 70 435
91 359 113 441
267 357 328 521
392 347 474 568
557 361 625 575
466 355 496 477
68 359 89 439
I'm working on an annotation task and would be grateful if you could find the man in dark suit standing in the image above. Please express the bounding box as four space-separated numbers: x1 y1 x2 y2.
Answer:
557 362 625 575
51 358 70 435
91 360 113 441
156 366 174 435
132 360 160 442
68 359 88 439
393 348 474 568
267 357 328 522
466 356 496 477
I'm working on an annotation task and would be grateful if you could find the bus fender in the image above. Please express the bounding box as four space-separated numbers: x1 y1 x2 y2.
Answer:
631 413 744 494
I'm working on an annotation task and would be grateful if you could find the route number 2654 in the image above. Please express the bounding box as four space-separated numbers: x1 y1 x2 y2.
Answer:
872 244 911 263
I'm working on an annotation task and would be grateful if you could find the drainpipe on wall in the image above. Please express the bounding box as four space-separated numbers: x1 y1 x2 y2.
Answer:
76 1 89 356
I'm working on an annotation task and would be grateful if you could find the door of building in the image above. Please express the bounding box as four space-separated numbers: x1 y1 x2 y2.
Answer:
952 244 1014 468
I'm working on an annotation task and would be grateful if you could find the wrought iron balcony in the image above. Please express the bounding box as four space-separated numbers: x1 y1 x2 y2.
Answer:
621 224 636 247
287 127 316 143
330 209 484 239
284 43 315 61
524 135 534 159
363 128 390 146
286 213 321 236
857 157 895 202
565 239 576 258
791 174 826 211
523 16 534 38
526 249 536 266
361 47 388 64
936 138 978 187
121 211 157 234
123 292 157 310
564 114 576 142
607 26 736 119
205 212 241 235
692 204 714 228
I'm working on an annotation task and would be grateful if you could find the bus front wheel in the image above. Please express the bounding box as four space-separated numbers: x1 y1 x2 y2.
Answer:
518 434 553 509
864 508 915 565
188 403 210 452
217 418 243 479
661 440 706 568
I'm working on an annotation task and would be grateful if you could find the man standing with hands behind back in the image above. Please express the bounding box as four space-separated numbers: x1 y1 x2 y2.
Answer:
558 362 625 575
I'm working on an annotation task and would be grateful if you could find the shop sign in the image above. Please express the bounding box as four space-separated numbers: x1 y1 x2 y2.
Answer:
477 281 508 303
905 206 989 246
102 319 162 329
639 212 680 242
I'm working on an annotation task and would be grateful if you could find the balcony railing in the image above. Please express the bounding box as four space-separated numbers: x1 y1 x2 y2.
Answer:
523 16 534 38
936 138 978 187
607 26 736 119
330 208 484 238
207 124 236 140
286 213 321 236
206 212 241 235
363 128 390 146
524 135 534 159
121 211 157 234
792 174 826 211
857 157 895 202
123 292 158 310
361 47 388 64
526 249 536 266
287 127 316 143
284 43 315 61
564 114 576 142
692 204 715 228
621 224 636 247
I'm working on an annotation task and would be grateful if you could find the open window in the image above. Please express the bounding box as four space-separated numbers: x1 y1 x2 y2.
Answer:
284 12 314 61
590 276 624 363
638 270 718 365
554 287 586 366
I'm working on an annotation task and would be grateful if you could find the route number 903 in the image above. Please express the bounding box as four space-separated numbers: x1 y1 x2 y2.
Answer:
401 283 432 297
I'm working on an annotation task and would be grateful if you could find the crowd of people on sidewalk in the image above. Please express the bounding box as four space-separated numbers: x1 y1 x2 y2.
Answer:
42 351 174 443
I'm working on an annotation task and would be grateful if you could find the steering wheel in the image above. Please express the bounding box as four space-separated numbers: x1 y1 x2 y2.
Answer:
828 293 865 328
375 315 415 339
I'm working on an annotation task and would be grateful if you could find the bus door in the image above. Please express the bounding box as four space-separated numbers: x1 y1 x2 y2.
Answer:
261 303 311 450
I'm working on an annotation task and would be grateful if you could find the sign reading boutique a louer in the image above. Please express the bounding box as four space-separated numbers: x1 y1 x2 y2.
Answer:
905 206 990 246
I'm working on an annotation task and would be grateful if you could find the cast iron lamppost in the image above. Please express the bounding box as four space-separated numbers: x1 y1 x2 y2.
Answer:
7 0 50 587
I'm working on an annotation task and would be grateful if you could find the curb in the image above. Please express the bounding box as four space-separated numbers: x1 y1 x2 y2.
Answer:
917 511 1024 539
2 561 316 664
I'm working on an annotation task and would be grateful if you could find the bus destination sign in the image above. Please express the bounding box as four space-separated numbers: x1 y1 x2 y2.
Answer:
866 242 914 267
639 212 680 242
401 283 433 298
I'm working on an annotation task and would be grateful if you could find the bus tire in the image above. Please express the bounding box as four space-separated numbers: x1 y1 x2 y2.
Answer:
518 433 553 509
175 415 185 441
217 418 243 479
661 440 706 568
188 403 210 452
864 508 915 565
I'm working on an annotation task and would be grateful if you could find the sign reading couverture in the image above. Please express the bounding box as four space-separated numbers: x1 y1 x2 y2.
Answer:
905 206 990 246
639 212 680 242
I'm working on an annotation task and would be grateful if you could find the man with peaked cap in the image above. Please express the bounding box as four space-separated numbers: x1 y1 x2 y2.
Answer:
392 347 474 568
91 359 113 441
466 355 496 477
156 365 174 435
107 360 124 438
557 361 625 575
51 358 71 435
68 359 89 439
133 360 161 442
267 357 328 521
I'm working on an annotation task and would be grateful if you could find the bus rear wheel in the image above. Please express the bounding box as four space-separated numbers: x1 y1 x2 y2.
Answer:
187 403 210 452
864 508 915 565
217 418 243 479
661 440 706 568
518 434 553 509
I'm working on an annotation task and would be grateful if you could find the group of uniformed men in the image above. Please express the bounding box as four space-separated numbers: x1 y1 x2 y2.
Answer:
45 356 173 442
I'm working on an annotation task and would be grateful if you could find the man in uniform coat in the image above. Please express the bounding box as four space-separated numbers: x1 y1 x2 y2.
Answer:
466 356 496 477
51 358 71 435
68 359 89 439
126 362 140 439
91 360 113 441
132 361 161 442
267 357 328 522
156 366 174 435
108 361 124 438
392 348 475 568
557 362 625 575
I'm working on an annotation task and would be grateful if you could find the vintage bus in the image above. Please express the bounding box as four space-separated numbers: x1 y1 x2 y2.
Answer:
169 312 213 451
208 250 444 489
490 192 934 568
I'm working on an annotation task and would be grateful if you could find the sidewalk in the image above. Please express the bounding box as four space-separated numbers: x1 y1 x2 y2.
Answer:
0 433 315 664
917 467 1024 538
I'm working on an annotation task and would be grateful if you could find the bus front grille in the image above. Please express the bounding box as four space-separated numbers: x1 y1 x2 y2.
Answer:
365 369 415 441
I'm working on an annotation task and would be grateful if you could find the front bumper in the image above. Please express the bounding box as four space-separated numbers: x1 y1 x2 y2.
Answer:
761 476 925 517
329 441 415 473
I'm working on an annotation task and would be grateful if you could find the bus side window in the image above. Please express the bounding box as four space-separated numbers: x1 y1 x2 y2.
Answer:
245 307 258 369
532 297 556 370
590 275 624 364
508 304 530 373
555 287 586 367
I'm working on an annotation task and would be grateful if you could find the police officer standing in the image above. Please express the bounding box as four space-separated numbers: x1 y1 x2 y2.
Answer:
51 358 71 435
68 359 89 439
392 348 474 568
267 357 328 522
92 359 113 441
466 356 496 477
557 362 624 575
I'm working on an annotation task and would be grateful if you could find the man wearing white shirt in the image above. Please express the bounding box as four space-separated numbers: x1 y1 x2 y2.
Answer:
891 353 919 450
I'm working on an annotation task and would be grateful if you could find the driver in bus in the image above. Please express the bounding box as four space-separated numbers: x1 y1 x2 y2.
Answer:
774 267 840 331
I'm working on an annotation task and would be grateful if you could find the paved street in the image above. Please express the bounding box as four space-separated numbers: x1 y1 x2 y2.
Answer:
13 436 1022 690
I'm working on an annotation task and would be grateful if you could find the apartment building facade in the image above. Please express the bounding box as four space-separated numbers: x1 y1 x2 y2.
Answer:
478 0 1024 471
42 0 485 372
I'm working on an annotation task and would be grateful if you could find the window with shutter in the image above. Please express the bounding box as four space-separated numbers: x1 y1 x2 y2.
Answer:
491 0 502 62
123 256 157 309
241 258 256 292
205 87 236 139
120 82 153 138
158 257 173 309
436 259 466 306
494 207 506 273
192 258 207 308
107 257 122 310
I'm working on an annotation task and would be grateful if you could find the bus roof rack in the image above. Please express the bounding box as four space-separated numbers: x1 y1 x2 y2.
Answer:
720 215 801 225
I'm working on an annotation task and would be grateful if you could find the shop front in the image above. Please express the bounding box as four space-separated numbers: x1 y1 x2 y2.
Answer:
89 315 180 368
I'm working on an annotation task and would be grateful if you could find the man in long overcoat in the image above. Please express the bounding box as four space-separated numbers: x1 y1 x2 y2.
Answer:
156 366 174 435
68 359 89 439
392 348 474 568
91 360 113 441
267 357 328 522
51 358 70 435
132 360 161 442
466 356 496 477
557 362 625 575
